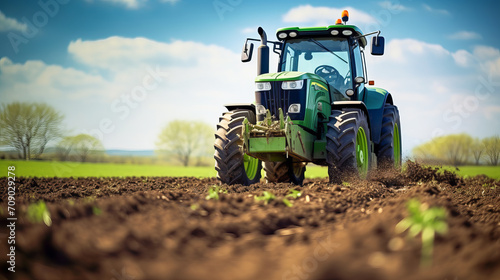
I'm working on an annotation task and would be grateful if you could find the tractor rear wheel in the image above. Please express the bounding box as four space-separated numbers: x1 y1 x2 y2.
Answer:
376 105 402 169
264 160 306 185
214 109 262 185
326 108 372 183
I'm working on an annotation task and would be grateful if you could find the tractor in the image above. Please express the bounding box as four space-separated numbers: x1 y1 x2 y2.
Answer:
214 10 401 185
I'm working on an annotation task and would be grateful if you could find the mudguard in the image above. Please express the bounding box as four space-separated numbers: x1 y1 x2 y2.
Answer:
224 104 256 115
331 87 393 145
363 87 393 144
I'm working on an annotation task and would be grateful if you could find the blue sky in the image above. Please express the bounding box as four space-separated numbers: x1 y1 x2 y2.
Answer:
1 0 500 155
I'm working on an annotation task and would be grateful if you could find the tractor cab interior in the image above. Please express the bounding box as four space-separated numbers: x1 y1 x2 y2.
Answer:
280 37 352 101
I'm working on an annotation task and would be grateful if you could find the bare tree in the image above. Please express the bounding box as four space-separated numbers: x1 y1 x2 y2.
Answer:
156 120 213 166
471 138 485 165
0 102 64 160
56 134 104 162
484 136 500 166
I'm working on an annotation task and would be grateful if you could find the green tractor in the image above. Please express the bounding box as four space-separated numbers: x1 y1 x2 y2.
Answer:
214 10 401 185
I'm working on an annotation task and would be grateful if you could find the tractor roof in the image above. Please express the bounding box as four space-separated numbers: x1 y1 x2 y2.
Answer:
276 25 367 48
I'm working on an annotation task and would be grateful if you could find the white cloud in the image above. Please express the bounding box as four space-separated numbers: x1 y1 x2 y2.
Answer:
1 37 257 150
383 38 449 63
448 31 482 40
365 39 500 153
452 49 475 67
242 27 258 34
283 5 376 26
378 1 410 12
422 4 450 15
0 10 27 32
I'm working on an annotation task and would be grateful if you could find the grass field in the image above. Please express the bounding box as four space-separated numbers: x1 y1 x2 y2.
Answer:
1 159 499 179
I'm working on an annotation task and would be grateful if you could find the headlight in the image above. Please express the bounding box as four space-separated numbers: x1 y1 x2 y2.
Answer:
256 105 266 115
342 30 353 36
278 32 288 39
288 104 301 113
255 82 271 91
281 80 304 90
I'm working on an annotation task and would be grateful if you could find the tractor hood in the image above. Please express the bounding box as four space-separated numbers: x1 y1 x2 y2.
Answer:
255 71 327 83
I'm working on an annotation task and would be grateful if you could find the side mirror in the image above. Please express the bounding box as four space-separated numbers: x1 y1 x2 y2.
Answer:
241 42 254 62
371 36 384 56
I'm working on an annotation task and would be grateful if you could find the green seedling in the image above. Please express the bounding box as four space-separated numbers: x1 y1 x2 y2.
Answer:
205 186 227 200
396 199 448 267
254 191 276 205
92 206 102 216
282 198 293 207
286 189 302 199
27 201 52 226
190 203 200 211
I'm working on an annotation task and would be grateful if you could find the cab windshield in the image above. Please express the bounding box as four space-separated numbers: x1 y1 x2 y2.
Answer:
280 37 352 98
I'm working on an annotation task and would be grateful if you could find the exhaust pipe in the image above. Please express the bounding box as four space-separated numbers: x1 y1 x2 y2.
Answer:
257 27 269 75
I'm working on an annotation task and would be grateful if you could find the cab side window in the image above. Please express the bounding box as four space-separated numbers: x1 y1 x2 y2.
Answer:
352 41 365 93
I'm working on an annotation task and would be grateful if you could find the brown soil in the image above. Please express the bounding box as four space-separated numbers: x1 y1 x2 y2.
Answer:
1 161 499 280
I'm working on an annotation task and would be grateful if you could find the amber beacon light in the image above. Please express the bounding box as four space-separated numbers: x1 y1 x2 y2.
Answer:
342 10 349 23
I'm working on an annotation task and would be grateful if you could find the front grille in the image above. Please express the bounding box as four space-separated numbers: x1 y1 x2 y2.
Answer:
255 81 306 120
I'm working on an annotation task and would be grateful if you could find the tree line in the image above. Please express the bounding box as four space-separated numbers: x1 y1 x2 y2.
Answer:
0 102 105 162
1 102 214 166
413 133 500 166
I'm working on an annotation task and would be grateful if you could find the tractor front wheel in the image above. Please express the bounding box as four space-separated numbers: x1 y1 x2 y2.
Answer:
375 105 402 169
264 160 306 185
326 109 372 183
214 109 262 185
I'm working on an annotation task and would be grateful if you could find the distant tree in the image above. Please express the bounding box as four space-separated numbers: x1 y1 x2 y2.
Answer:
156 120 213 166
471 138 485 165
0 102 64 160
56 136 75 161
56 134 104 162
413 134 472 166
484 136 500 166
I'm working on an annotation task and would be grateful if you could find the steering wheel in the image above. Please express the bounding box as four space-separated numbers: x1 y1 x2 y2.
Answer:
314 65 340 84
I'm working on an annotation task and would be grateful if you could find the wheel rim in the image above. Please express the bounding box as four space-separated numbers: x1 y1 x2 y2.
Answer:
393 123 401 168
292 163 304 178
244 154 259 180
356 127 369 177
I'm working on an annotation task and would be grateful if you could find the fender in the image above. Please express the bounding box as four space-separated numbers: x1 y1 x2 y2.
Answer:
224 103 256 115
363 87 394 144
331 101 371 130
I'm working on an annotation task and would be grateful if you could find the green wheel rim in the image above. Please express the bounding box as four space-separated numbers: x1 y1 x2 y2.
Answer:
393 123 401 168
292 163 304 178
244 154 259 180
356 127 369 178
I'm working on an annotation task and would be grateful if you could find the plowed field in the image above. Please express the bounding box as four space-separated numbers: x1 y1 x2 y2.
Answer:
1 162 499 280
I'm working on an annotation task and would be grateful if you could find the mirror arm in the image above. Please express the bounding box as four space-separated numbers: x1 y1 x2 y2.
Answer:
354 30 381 42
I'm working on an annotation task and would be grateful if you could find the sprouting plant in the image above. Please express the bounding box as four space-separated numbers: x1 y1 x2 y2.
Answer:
92 206 102 216
286 189 302 199
396 199 448 267
205 186 227 200
254 191 276 205
282 198 293 207
27 201 52 226
342 182 350 187
190 203 200 211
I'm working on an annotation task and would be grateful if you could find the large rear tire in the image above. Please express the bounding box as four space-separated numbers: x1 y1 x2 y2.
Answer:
326 109 372 183
376 105 402 169
214 109 262 185
264 160 306 185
